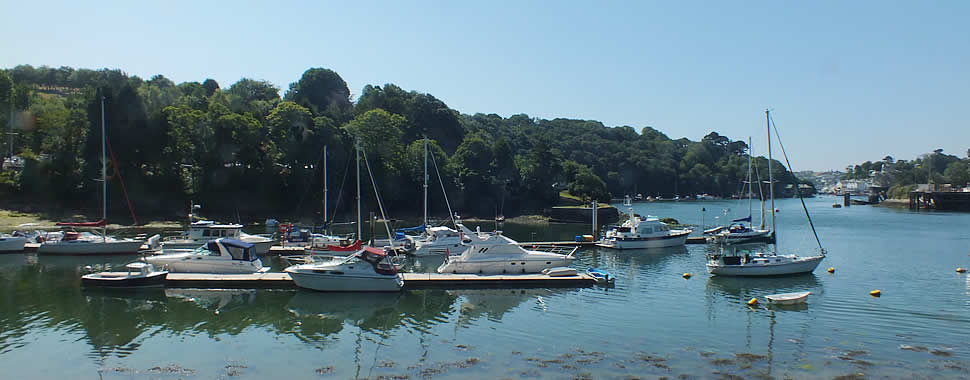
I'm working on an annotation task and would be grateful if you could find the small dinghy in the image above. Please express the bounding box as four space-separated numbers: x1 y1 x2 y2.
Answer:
764 291 810 305
81 262 168 288
541 267 578 277
585 268 615 284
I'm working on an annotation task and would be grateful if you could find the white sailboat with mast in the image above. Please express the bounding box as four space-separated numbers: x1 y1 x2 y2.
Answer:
709 137 771 244
706 109 825 276
405 136 463 256
37 96 149 255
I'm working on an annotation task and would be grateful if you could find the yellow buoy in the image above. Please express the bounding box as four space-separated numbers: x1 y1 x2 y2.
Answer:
870 290 881 297
827 267 835 273
682 273 691 279
747 298 759 306
957 267 967 273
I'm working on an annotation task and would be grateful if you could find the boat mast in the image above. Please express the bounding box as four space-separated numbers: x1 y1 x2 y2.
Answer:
423 136 428 228
766 109 775 245
355 139 361 241
747 136 753 223
101 96 107 242
323 145 328 225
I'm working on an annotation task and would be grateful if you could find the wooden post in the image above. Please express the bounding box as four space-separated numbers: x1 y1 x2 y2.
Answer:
844 193 850 207
369 212 376 246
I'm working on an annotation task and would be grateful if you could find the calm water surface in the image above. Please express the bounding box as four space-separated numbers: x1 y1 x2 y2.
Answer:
1 196 969 379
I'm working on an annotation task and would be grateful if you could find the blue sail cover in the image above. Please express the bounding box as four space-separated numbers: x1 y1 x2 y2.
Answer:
395 224 426 232
731 215 752 223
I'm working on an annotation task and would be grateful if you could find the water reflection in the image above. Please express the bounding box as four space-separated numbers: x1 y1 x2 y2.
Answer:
705 273 822 303
449 288 577 326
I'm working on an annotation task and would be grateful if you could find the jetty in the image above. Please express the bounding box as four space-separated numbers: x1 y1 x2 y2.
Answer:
144 272 599 289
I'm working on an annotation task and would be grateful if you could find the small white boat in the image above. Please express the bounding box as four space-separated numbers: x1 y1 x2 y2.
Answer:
285 246 404 292
764 291 811 305
145 238 265 274
81 262 168 288
541 267 577 277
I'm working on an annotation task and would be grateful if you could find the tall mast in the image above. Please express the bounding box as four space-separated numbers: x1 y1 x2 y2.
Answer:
355 139 362 241
322 145 328 225
423 136 428 227
766 109 775 242
747 136 753 222
99 96 107 241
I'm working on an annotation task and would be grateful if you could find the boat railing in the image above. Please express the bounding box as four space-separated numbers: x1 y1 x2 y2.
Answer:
528 245 580 257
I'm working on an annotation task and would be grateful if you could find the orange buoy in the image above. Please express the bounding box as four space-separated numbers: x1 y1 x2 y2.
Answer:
870 290 881 297
747 298 759 306
827 267 835 273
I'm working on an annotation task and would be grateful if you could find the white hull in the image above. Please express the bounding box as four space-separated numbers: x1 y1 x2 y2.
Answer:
438 257 575 275
412 239 463 256
707 255 823 276
145 258 263 274
287 270 403 292
37 239 144 255
163 237 273 255
765 291 811 305
0 236 27 252
598 231 690 250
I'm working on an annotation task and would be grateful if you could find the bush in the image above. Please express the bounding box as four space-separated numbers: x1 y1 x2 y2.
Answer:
887 184 915 199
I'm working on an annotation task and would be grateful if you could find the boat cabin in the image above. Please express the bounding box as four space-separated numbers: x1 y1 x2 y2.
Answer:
189 220 243 240
204 239 257 261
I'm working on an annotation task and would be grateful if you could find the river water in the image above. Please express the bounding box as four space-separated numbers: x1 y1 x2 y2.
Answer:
1 196 968 379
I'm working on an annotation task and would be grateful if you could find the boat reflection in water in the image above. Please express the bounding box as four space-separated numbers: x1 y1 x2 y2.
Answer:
449 288 578 326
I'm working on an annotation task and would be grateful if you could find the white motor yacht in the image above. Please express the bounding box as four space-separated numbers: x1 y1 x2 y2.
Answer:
598 213 691 250
145 238 265 274
409 226 463 256
162 220 274 255
437 224 577 274
285 246 404 292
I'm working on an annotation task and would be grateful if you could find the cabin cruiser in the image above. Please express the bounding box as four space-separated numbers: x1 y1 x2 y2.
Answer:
144 238 265 274
437 224 577 274
407 225 463 256
598 214 691 250
0 233 27 252
285 246 404 292
162 220 274 255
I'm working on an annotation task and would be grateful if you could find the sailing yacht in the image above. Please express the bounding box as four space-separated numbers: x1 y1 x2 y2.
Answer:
283 139 405 292
437 224 577 274
710 137 770 245
37 97 150 255
707 110 825 276
405 137 462 256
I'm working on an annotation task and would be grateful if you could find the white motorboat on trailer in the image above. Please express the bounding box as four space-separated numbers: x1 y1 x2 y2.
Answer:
437 224 577 274
145 238 265 274
161 220 274 255
285 246 404 292
81 262 168 288
598 198 692 250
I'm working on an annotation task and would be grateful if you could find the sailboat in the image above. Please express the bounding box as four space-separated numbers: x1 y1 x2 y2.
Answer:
706 110 825 276
284 139 404 292
37 96 149 255
404 137 463 256
709 137 771 245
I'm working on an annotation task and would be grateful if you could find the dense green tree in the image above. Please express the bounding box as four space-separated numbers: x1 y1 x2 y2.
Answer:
284 68 352 121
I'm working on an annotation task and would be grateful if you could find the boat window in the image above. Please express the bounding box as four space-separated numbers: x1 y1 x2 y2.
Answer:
203 230 211 237
617 227 631 233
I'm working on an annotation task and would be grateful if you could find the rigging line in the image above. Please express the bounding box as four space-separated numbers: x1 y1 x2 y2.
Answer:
429 149 457 227
329 147 354 227
291 144 329 221
360 146 394 242
104 140 137 226
768 114 824 253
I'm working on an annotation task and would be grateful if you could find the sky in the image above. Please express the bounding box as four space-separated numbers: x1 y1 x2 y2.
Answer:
1 1 967 171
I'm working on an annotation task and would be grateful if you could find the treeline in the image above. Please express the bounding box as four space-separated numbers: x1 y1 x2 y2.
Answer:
0 64 803 223
842 149 970 199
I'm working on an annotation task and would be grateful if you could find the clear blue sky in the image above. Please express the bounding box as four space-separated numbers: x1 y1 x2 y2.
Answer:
2 1 967 170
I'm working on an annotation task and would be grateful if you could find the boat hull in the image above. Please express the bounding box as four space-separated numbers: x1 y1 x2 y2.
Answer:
707 255 824 276
37 239 145 255
0 236 27 252
144 256 263 274
286 270 404 292
437 257 575 275
81 271 168 288
598 231 690 250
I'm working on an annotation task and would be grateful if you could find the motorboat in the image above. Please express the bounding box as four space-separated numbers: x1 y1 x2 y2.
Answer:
285 246 404 292
598 199 692 250
161 220 274 255
144 238 265 274
81 262 168 288
585 268 615 284
764 291 811 305
437 224 577 274
37 227 150 255
408 225 463 256
0 233 27 252
706 110 826 276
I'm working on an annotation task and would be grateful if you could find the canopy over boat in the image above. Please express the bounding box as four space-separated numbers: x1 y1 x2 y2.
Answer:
56 220 106 227
209 239 256 261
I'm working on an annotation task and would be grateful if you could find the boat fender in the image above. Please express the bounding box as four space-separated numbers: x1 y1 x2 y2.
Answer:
956 267 967 273
869 290 881 297
747 298 758 306
827 267 835 274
